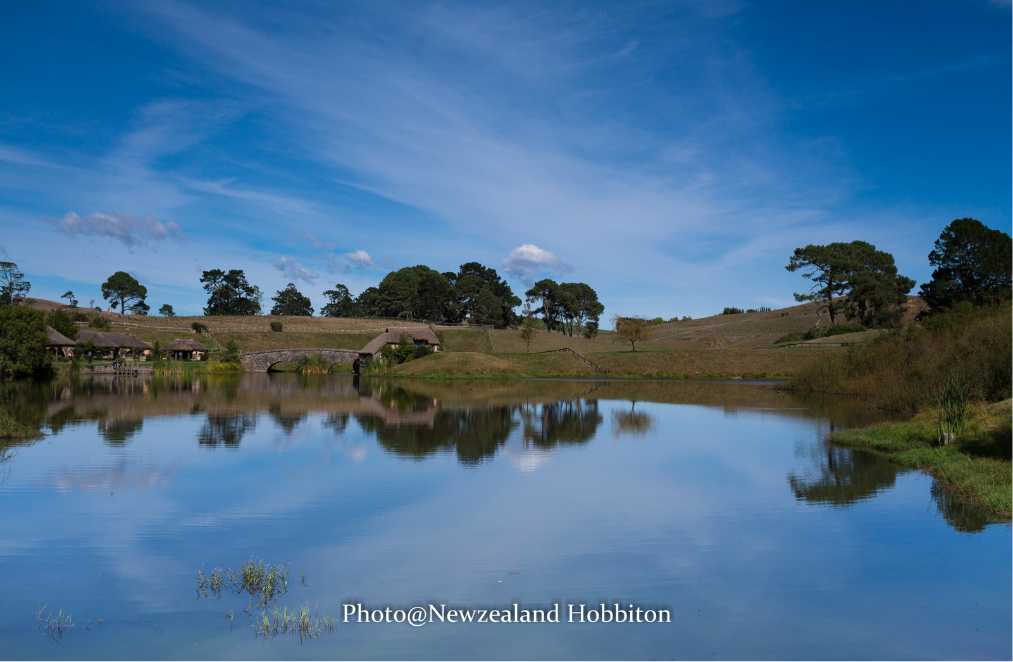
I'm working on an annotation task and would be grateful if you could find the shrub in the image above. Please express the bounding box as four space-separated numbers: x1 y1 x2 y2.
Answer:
222 339 240 362
380 333 416 365
192 321 208 334
412 344 434 360
0 306 52 378
775 331 804 344
648 317 665 325
88 314 111 331
786 303 1011 411
722 307 744 315
825 322 866 337
269 321 283 333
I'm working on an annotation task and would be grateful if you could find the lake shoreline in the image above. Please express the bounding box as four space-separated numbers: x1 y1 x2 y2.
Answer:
829 400 1012 519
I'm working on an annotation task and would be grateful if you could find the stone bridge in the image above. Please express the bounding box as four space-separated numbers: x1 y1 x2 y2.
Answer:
239 348 361 373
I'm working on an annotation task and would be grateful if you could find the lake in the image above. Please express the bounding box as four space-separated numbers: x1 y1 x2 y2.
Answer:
1 374 1009 660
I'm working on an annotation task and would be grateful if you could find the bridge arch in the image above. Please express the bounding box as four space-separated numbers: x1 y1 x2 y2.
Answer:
239 348 361 373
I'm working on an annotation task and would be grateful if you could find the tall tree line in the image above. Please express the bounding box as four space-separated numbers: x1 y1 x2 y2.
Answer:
524 279 605 337
321 262 535 328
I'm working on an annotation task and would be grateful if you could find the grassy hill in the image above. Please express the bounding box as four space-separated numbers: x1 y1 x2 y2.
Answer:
34 296 928 378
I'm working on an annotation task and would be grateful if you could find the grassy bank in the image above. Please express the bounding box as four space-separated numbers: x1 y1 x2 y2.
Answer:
153 360 244 375
831 400 1012 518
785 303 1011 411
384 347 820 379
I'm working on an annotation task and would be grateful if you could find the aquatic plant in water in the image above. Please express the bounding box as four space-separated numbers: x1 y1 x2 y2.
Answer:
195 556 290 610
196 559 336 640
255 603 336 641
37 604 74 641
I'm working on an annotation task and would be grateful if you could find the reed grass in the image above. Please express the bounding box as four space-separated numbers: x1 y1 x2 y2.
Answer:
37 604 74 641
0 405 43 441
296 354 331 374
195 556 290 611
255 603 336 641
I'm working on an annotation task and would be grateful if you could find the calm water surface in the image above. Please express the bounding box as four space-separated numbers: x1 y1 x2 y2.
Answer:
1 375 1009 660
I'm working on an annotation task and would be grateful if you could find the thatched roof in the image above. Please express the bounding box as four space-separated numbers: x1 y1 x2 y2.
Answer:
115 333 154 350
360 327 441 355
162 338 208 352
46 326 77 347
75 329 153 350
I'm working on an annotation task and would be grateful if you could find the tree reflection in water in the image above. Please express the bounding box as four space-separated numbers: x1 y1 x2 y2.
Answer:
362 406 518 465
98 419 144 445
789 431 995 533
198 414 257 449
522 399 602 448
788 445 899 507
268 403 307 435
611 402 656 438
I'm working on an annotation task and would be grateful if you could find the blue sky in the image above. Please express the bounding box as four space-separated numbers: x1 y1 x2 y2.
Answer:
1 0 1009 317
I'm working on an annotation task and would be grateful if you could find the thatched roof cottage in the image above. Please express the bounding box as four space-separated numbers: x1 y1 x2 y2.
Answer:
360 327 441 356
162 338 208 361
75 330 153 357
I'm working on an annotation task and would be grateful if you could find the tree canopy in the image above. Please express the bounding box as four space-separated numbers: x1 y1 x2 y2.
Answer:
325 262 526 326
45 309 78 341
158 304 175 317
842 241 914 328
787 241 913 327
610 315 654 351
200 269 263 316
0 262 31 307
918 218 1012 311
0 306 51 378
320 284 356 317
524 279 603 336
101 271 147 315
271 283 314 316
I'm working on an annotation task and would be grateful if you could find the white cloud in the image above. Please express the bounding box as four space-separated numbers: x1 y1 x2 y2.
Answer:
43 211 184 249
501 244 573 285
328 249 384 275
273 256 318 283
345 250 377 269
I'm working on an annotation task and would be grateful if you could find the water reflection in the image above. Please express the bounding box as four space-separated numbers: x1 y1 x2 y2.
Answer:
198 413 257 448
611 402 657 438
522 399 602 448
788 443 900 507
2 373 999 532
365 406 518 464
789 428 998 532
99 418 144 445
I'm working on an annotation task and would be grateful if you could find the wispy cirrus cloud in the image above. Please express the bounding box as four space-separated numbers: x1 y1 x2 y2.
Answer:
43 211 184 250
501 244 572 286
273 256 318 283
291 231 335 251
